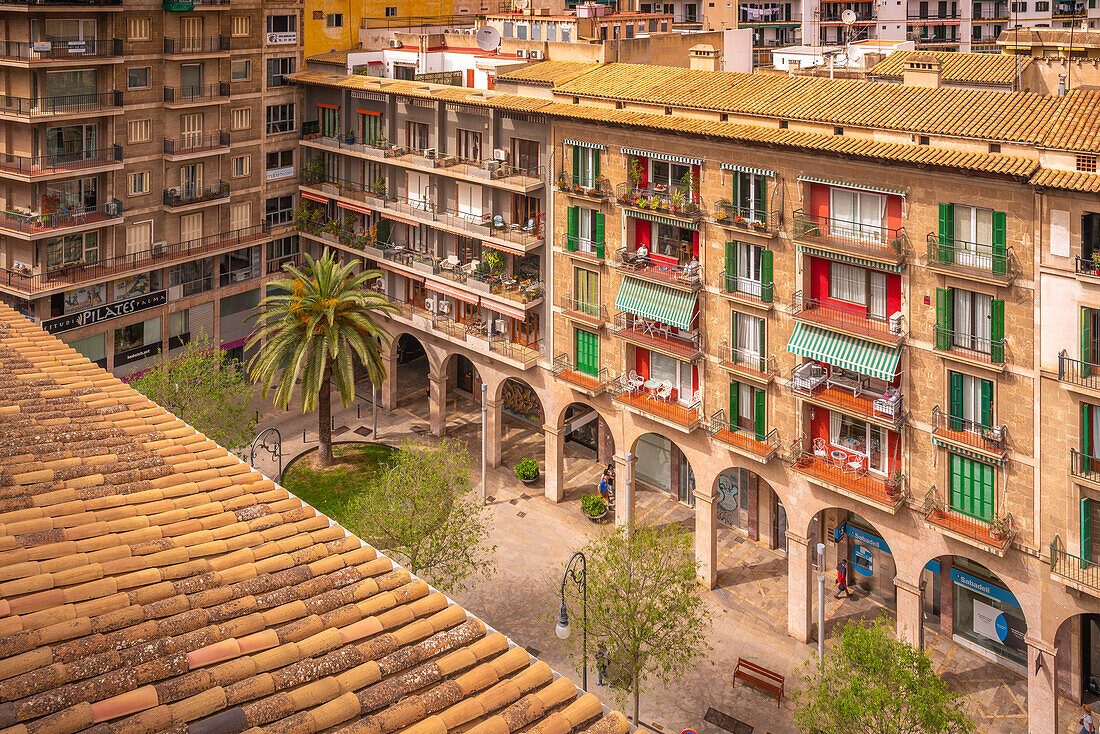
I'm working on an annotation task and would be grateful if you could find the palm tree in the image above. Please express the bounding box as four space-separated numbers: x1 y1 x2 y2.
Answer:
248 248 396 466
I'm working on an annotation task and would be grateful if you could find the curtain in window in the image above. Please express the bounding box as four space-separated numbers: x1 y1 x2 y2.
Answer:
829 262 866 303
954 288 973 341
869 271 886 319
736 242 762 297
736 313 758 359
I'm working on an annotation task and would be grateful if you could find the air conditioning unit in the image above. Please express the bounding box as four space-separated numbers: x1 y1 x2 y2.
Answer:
515 49 527 59
423 147 436 159
438 300 451 313
168 284 183 300
889 311 903 334
425 297 437 312
150 241 168 256
493 148 508 161
494 319 507 334
389 38 402 48
528 49 543 59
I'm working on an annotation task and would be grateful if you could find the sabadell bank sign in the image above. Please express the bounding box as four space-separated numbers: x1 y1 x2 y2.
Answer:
42 290 167 335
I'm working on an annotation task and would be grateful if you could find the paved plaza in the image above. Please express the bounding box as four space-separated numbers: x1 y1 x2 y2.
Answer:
247 375 1076 734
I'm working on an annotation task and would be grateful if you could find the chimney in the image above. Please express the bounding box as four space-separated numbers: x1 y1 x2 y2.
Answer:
901 54 942 88
1058 72 1067 95
689 43 720 71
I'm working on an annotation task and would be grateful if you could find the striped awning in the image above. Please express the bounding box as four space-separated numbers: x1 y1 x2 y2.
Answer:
337 200 371 215
301 191 328 203
621 147 703 167
797 175 906 198
485 297 526 320
797 244 903 274
930 437 1005 466
721 163 777 178
563 139 607 150
787 323 901 382
615 277 697 331
628 209 699 231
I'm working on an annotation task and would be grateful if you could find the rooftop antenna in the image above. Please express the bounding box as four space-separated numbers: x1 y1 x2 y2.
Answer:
841 8 856 67
476 25 501 53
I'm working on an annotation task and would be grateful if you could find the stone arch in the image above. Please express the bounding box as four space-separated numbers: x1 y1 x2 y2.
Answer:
386 330 442 378
1052 610 1100 710
383 332 438 407
627 431 700 508
709 464 789 551
495 376 545 428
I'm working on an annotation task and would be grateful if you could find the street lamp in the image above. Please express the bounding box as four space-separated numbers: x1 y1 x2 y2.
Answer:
481 382 488 504
816 542 826 661
555 551 588 691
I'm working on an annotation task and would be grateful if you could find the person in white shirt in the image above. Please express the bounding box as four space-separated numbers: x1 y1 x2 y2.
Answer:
634 244 649 265
1082 704 1095 734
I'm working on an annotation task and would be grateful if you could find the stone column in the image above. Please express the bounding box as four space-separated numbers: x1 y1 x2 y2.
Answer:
787 530 813 644
939 556 954 637
694 489 718 589
669 442 682 501
1027 638 1057 734
429 374 446 437
543 424 564 502
615 452 634 531
380 350 399 411
484 398 502 468
894 577 923 649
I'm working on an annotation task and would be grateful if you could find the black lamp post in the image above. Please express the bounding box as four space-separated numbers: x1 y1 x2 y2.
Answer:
555 551 588 691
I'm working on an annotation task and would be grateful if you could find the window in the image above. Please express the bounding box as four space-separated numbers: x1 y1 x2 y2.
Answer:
113 317 162 359
169 258 214 296
125 220 153 254
45 232 98 270
266 14 296 32
575 328 599 376
265 195 294 226
989 143 1001 154
126 119 150 144
1078 154 1098 173
129 17 151 40
728 380 767 439
266 103 295 134
230 107 251 131
456 182 482 220
571 145 599 189
731 311 765 369
949 371 993 427
649 351 694 404
169 310 190 350
232 15 251 36
68 333 106 367
779 120 788 129
233 155 250 177
567 206 604 255
949 453 994 520
385 6 397 15
326 13 343 26
1083 213 1100 261
650 159 692 194
127 67 151 89
830 187 885 240
834 126 844 136
405 121 429 150
829 412 887 474
935 286 1004 360
918 135 930 146
511 138 539 175
267 235 299 261
318 104 339 137
394 64 415 81
829 262 866 304
1010 1 1026 10
266 57 295 87
230 202 251 232
127 171 150 196
724 241 771 301
574 267 599 317
455 129 482 162
407 172 429 207
732 171 768 221
359 111 382 144
231 59 251 81
266 149 293 171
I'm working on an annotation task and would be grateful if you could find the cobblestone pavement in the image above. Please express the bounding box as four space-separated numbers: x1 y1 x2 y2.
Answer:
246 374 1077 734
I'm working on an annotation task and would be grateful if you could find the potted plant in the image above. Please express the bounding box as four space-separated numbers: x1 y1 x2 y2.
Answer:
884 470 904 499
751 219 766 231
990 512 1015 541
483 248 505 275
581 493 608 522
515 458 539 484
734 213 747 226
628 157 645 190
372 177 387 197
345 129 355 144
1090 251 1100 274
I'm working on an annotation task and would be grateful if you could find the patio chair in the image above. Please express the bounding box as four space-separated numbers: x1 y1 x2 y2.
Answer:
442 255 460 271
812 438 828 462
657 380 673 402
521 218 534 233
627 369 642 394
492 215 505 229
844 454 867 478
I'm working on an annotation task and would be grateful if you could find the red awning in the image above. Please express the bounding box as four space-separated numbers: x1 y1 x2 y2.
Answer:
482 238 526 257
337 200 371 215
357 108 381 115
317 103 339 110
483 297 526 320
301 191 328 203
425 278 479 305
383 213 423 228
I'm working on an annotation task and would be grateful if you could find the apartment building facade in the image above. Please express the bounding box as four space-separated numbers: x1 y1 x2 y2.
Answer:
0 0 303 375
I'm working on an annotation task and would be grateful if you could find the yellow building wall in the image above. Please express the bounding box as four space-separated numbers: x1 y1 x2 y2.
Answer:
305 0 457 57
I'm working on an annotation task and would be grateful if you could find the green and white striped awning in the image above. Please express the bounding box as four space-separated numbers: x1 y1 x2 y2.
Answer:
628 209 700 231
721 163 777 178
797 175 906 198
930 438 1005 466
615 277 697 331
621 147 703 167
563 139 607 150
787 323 901 382
797 244 903 274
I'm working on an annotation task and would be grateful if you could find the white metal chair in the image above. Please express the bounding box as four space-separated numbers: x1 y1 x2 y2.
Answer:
844 453 868 478
812 438 828 463
442 255 460 271
657 380 673 402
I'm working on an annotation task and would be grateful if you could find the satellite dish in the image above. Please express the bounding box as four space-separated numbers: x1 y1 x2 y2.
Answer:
841 8 857 23
476 26 501 52
514 0 530 9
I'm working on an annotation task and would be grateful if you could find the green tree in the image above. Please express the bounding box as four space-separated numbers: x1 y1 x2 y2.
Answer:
130 337 256 451
793 617 975 734
351 439 494 592
563 524 711 724
248 248 396 466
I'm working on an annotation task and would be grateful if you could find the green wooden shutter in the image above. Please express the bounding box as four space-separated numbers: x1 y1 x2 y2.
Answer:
754 387 766 441
594 212 605 259
1084 403 1093 458
1083 498 1092 568
990 298 1005 364
576 329 598 376
729 381 739 430
567 207 578 251
949 371 963 430
938 203 954 264
758 176 768 222
592 149 600 182
935 288 952 350
992 211 1007 276
950 454 994 521
1083 307 1093 378
949 454 965 514
978 461 993 521
730 314 739 361
979 378 993 428
757 317 766 373
761 249 773 303
724 241 736 293
571 145 580 186
738 173 750 214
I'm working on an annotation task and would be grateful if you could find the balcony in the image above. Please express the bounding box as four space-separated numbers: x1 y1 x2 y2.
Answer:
163 181 229 208
930 406 1006 459
163 131 230 158
0 199 121 238
933 325 1005 369
793 209 907 265
923 492 1015 556
163 82 230 105
715 271 774 307
925 234 1015 285
718 340 776 383
552 354 609 397
0 145 122 178
559 234 606 262
0 38 122 62
0 90 123 117
163 35 230 55
708 411 780 462
1074 255 1100 278
555 171 613 202
790 363 905 428
612 312 702 362
266 251 302 274
615 183 704 222
1049 539 1100 598
1058 352 1100 394
790 451 907 513
387 298 542 369
614 249 702 291
560 293 607 325
1070 448 1100 486
0 223 269 297
712 202 779 237
610 376 702 432
791 291 905 346
1 0 122 5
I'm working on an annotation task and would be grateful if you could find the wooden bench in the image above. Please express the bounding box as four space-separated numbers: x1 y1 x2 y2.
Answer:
733 657 784 707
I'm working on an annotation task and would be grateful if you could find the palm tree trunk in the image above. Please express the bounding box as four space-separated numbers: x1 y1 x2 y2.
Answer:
318 362 333 466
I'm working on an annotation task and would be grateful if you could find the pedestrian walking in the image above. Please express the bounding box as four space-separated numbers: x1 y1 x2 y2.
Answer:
1081 704 1095 734
598 475 610 502
835 558 851 599
596 644 609 686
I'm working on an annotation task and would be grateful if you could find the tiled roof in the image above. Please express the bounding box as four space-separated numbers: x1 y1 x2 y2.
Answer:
1030 167 1100 193
496 61 602 86
996 27 1100 47
867 50 1029 86
0 303 628 734
308 49 356 64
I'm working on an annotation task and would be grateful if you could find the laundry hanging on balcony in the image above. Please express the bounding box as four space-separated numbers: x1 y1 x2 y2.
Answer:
614 277 697 332
786 322 901 382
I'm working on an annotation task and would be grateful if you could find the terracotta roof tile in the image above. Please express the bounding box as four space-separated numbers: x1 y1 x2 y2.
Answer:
868 50 1030 86
495 61 601 86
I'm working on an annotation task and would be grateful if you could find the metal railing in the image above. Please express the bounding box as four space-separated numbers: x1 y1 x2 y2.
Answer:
163 82 230 103
0 37 122 60
163 181 229 207
718 340 774 376
924 492 1015 550
1075 255 1100 276
1050 537 1099 589
1059 352 1100 390
790 364 905 427
791 291 904 341
163 131 229 155
933 325 1004 364
614 248 703 289
713 202 779 233
610 375 703 429
555 171 613 200
164 35 230 54
560 234 605 260
0 145 121 175
612 312 701 359
1070 448 1100 483
793 209 907 260
561 293 606 321
266 251 301 274
931 405 1006 454
793 450 906 507
0 90 122 115
925 233 1013 279
0 198 121 235
552 353 609 390
708 410 780 459
717 271 774 304
615 183 704 219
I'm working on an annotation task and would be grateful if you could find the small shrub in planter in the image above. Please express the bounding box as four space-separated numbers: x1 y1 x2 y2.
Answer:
581 493 607 520
515 458 539 482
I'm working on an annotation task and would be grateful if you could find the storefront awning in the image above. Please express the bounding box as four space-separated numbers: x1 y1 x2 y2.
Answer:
563 139 606 150
787 322 901 382
614 277 697 332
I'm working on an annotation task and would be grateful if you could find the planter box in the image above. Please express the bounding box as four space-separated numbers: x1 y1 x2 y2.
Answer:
363 244 384 259
467 279 492 295
411 155 436 168
320 232 340 243
363 146 388 160
412 260 435 275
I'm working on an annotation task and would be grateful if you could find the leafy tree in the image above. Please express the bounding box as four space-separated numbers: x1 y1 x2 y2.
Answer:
792 617 975 734
563 524 711 724
131 337 256 451
351 439 495 592
247 248 396 466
